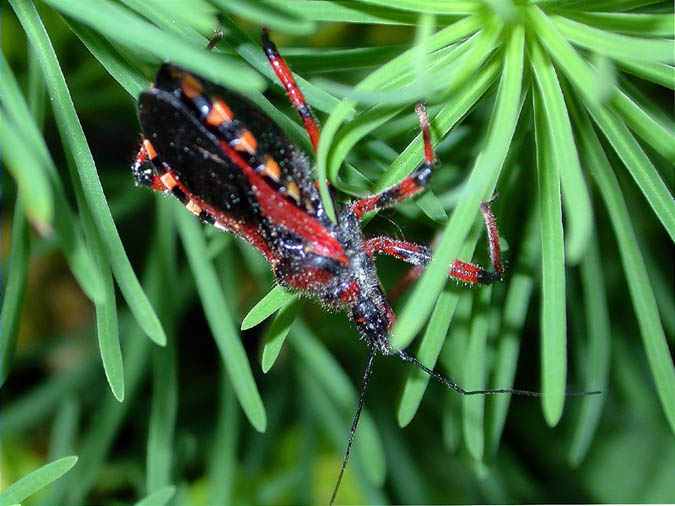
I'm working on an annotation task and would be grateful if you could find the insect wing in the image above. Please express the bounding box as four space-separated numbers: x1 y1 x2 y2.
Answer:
139 89 259 225
153 64 328 224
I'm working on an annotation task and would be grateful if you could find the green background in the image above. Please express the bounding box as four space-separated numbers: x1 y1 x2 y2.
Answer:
1 1 673 504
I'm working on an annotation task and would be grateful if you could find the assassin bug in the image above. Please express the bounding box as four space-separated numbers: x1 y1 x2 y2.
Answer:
132 29 598 504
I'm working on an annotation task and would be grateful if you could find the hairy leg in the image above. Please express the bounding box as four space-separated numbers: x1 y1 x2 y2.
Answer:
261 29 321 151
364 201 505 287
351 103 435 219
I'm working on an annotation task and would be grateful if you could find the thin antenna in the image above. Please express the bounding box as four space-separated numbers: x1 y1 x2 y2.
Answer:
330 350 376 506
397 349 601 397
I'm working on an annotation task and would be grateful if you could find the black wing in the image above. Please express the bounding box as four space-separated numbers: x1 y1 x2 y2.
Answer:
150 64 329 225
139 88 259 225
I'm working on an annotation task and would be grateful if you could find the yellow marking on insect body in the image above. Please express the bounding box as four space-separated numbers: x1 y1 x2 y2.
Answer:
286 181 301 202
207 99 234 126
186 199 202 215
143 139 158 159
181 74 203 98
234 130 257 154
160 172 178 189
263 156 281 181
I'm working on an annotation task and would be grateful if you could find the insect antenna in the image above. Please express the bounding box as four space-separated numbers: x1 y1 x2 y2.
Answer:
396 349 601 397
330 350 376 506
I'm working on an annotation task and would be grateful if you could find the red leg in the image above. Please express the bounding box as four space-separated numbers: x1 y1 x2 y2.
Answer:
261 29 321 152
352 103 435 219
364 201 504 288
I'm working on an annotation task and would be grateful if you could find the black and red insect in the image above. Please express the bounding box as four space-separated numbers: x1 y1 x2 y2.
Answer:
131 30 583 504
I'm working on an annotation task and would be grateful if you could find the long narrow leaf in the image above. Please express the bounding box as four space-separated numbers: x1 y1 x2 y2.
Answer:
529 38 592 264
463 287 492 462
176 209 267 432
570 98 675 434
317 14 483 219
559 12 674 37
391 25 525 350
12 0 167 346
533 89 567 427
212 0 315 35
0 456 78 506
397 237 481 427
146 200 178 492
134 486 176 506
377 57 500 190
568 236 611 465
207 372 240 505
242 285 297 331
0 51 104 304
261 299 299 373
37 399 80 506
587 105 675 243
0 200 29 387
330 23 501 189
613 88 675 164
71 168 125 402
289 321 386 487
528 5 675 243
553 15 674 64
486 209 539 455
267 0 467 25
40 0 265 92
0 112 53 228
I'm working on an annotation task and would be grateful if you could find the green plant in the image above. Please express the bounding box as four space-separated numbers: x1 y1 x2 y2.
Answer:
1 0 673 504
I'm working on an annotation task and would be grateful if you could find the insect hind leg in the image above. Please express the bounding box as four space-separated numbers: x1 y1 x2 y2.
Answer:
351 103 435 219
364 200 505 290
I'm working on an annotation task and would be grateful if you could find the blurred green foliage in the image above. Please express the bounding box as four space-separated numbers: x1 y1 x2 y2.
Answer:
0 1 673 505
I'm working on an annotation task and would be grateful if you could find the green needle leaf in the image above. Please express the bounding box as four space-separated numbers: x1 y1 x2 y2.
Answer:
0 111 53 229
261 299 300 373
397 288 457 427
553 16 674 64
533 89 567 427
0 456 78 506
12 0 167 346
568 237 611 465
86 220 125 402
290 321 387 487
570 97 675 435
376 57 500 191
212 0 316 35
397 237 481 428
242 285 297 331
587 105 675 243
529 5 675 245
134 486 176 506
529 38 593 264
0 51 104 304
613 88 675 164
176 209 267 432
463 287 492 462
39 0 265 93
317 14 482 220
486 210 539 455
354 0 479 14
391 25 525 350
0 201 29 387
